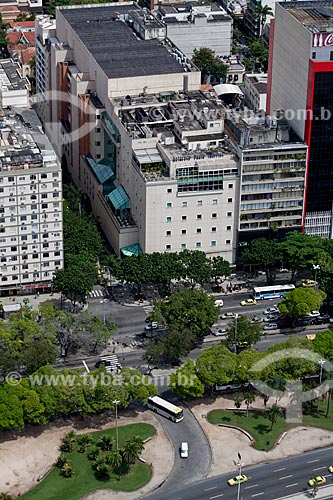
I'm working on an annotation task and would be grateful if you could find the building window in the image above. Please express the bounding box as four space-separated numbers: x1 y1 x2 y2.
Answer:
195 242 202 248
182 215 187 221
331 51 333 61
8 176 14 182
226 225 232 231
197 200 203 206
165 244 172 250
95 141 101 146
196 214 202 220
167 188 172 193
211 227 217 232
212 213 217 219
166 202 172 208
228 198 232 203
225 239 231 245
228 184 233 189
166 230 172 236
42 204 48 209
182 201 188 207
43 252 49 258
312 51 316 59
196 228 202 234
227 212 232 217
212 199 218 205
41 173 47 179
166 216 172 223
95 127 101 133
181 243 187 249
181 229 186 235
211 241 217 247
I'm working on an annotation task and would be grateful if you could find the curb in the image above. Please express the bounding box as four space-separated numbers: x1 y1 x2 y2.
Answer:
217 423 254 443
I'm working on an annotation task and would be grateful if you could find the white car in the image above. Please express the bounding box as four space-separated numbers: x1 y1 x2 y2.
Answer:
214 299 224 308
264 306 279 315
263 314 279 322
180 442 188 458
306 310 320 318
250 316 262 324
213 329 227 336
221 312 236 320
145 322 158 331
264 323 278 330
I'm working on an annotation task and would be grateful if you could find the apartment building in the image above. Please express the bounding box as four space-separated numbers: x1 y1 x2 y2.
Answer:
243 73 267 112
0 107 63 295
225 110 307 246
267 1 333 237
0 59 30 108
35 3 240 262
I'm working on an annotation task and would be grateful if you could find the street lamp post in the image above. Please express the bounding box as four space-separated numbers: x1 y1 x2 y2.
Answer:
113 399 120 451
236 452 244 500
319 359 325 384
313 264 320 291
234 314 239 354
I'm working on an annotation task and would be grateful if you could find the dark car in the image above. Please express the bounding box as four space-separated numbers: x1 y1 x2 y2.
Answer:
310 317 326 325
296 317 311 326
95 360 111 368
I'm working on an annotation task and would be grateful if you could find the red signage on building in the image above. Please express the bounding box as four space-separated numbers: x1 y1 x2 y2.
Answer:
312 33 333 48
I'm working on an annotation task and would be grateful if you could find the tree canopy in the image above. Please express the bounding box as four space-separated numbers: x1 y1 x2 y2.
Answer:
279 288 326 322
192 47 228 83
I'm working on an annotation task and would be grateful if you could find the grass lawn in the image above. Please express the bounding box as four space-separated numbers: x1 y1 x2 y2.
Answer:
207 409 287 451
303 399 333 430
21 423 156 500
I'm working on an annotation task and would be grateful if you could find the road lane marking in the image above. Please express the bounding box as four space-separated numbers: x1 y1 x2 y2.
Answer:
279 475 293 480
286 483 298 488
308 459 320 463
273 467 286 472
251 493 264 497
245 484 259 489
209 494 223 499
313 466 326 471
205 487 217 491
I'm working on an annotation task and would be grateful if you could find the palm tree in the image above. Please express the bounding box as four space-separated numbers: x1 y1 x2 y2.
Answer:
244 392 255 417
77 433 93 452
87 447 100 461
255 3 273 37
267 403 282 430
234 395 243 423
60 433 76 453
326 388 332 418
130 435 145 455
93 457 110 480
97 435 113 452
260 392 269 408
270 375 286 402
106 451 123 469
122 440 141 465
61 462 74 478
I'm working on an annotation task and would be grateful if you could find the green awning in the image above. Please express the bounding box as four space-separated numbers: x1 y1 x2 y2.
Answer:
121 244 142 256
107 185 130 210
85 155 115 184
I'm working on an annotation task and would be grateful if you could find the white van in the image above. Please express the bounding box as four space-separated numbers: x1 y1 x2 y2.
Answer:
214 299 224 308
180 442 189 458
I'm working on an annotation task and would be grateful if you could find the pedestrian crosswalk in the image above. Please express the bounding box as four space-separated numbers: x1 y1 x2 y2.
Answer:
88 289 104 299
143 304 153 314
100 354 122 373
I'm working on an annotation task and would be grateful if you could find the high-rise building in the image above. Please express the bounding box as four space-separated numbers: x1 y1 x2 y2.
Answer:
267 1 333 237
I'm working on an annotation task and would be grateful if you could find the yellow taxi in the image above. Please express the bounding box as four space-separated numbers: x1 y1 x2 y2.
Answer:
240 299 257 306
302 279 317 288
228 475 248 486
328 466 333 473
308 476 326 487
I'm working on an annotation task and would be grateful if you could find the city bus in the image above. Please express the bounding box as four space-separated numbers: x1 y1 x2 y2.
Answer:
252 284 295 300
147 396 184 422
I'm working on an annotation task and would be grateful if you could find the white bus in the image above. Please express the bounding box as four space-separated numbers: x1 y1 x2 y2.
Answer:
252 284 295 300
147 396 184 422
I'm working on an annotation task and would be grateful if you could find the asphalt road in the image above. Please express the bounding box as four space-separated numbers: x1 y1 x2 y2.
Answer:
144 447 333 500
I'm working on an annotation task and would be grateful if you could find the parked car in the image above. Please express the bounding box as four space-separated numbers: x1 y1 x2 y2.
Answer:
263 314 279 322
180 442 189 458
250 316 262 324
296 317 311 326
306 310 321 318
302 279 317 288
310 317 326 325
263 306 279 315
264 323 278 330
221 312 236 320
214 299 224 308
213 329 227 336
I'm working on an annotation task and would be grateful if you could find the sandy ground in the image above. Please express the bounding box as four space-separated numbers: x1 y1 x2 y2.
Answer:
0 410 173 498
189 395 333 477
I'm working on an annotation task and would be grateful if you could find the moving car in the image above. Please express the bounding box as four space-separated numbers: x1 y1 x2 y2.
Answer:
213 328 227 336
328 465 333 473
228 474 248 486
264 306 279 315
308 476 326 487
214 299 224 308
264 323 278 330
302 279 317 288
240 299 256 306
221 312 236 320
145 322 158 331
180 442 188 458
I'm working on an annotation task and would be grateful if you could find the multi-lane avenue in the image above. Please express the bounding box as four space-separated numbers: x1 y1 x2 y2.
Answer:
144 447 333 500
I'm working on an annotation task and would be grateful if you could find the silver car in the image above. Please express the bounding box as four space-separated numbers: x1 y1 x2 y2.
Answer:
264 323 278 330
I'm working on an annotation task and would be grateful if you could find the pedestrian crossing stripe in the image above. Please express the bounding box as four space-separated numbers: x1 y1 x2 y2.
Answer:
88 289 104 298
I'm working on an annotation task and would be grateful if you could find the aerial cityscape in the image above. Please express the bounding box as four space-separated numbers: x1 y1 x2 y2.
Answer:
1 0 333 499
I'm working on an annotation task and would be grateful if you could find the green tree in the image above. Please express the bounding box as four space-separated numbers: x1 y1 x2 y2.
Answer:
92 457 109 480
63 207 103 261
61 462 74 478
279 288 326 325
192 47 229 83
244 392 255 417
53 259 95 309
248 38 269 69
225 315 262 351
169 359 205 399
76 433 93 452
234 395 243 422
87 448 100 461
106 450 123 470
118 254 153 296
178 250 212 287
161 328 194 361
0 383 24 431
97 435 113 452
280 231 324 283
243 57 255 72
313 331 333 362
122 438 142 465
20 338 56 374
143 342 164 373
155 289 218 339
242 237 281 284
267 403 282 430
195 345 237 391
209 256 231 286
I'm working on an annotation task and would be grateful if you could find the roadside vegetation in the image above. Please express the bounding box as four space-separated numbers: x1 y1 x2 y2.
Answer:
21 424 155 500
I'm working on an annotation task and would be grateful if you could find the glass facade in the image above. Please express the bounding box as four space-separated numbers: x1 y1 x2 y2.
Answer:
307 72 333 212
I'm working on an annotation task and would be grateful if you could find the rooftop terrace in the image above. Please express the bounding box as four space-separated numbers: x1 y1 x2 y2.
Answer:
281 1 333 33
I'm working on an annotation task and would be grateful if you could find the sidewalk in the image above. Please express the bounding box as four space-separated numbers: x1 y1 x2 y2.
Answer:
0 291 62 310
277 485 333 499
